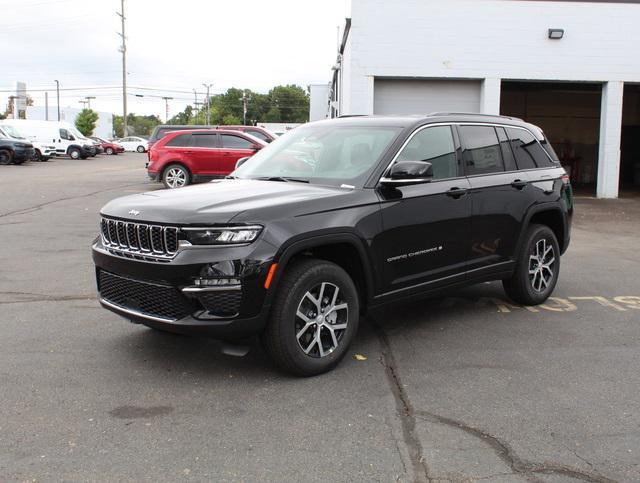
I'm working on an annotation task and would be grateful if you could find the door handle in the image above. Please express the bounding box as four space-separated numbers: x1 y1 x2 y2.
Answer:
184 150 193 154
511 179 527 189
446 187 468 198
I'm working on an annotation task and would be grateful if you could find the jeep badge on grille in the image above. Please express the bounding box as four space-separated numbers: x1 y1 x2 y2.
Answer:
128 210 140 216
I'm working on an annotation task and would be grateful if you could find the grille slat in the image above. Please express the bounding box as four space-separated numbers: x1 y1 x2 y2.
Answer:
98 270 194 320
100 217 179 259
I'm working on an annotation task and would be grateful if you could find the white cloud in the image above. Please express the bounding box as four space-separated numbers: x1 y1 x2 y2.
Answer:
0 0 350 118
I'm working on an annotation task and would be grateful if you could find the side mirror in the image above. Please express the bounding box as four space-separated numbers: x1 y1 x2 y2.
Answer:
251 143 262 151
380 161 433 186
69 135 75 141
235 156 250 169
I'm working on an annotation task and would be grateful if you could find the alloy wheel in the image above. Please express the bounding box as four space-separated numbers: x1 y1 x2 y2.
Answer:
295 282 348 358
529 238 555 292
165 167 187 188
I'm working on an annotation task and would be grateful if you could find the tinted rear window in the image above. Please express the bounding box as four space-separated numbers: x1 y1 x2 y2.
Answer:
459 125 504 175
506 127 552 169
165 134 192 147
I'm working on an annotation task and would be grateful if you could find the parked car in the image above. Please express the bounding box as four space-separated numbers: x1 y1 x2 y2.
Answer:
0 131 35 165
118 136 148 153
92 113 573 375
0 124 55 161
147 129 266 189
0 119 94 159
90 136 125 155
148 124 276 149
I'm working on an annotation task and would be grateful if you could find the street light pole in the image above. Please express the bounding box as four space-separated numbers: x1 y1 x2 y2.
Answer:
54 79 60 121
162 97 173 123
86 96 96 110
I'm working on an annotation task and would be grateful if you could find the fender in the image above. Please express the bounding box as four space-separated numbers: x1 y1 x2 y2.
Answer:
514 202 567 260
66 144 84 154
265 230 377 309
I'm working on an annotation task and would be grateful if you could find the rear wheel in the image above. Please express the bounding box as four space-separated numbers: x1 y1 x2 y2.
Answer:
162 164 190 189
0 150 13 165
503 224 560 305
263 258 360 376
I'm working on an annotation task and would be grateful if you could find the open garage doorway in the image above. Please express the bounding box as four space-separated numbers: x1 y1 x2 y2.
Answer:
501 81 602 195
621 84 640 194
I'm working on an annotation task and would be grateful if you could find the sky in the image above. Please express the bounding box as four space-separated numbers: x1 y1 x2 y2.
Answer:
0 0 350 119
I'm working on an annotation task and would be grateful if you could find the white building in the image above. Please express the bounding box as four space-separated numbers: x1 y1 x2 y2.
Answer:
308 83 331 121
26 106 113 139
322 0 640 198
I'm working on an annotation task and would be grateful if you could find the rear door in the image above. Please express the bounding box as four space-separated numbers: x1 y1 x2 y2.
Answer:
190 133 221 175
219 134 257 174
459 124 532 275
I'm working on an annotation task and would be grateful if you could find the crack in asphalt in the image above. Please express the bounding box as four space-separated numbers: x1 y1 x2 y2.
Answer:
371 317 432 483
370 317 616 483
414 411 616 483
0 182 144 219
0 291 95 305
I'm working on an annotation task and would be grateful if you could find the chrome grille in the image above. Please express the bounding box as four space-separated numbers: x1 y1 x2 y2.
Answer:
101 217 180 259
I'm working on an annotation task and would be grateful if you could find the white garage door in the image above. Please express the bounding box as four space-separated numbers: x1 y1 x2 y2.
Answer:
374 79 482 115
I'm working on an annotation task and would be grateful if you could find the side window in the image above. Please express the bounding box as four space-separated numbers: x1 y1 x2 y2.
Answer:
165 134 192 147
60 129 70 140
192 134 218 148
496 127 517 171
506 127 552 169
246 130 270 142
396 125 458 180
220 134 253 149
120 137 131 142
459 126 504 175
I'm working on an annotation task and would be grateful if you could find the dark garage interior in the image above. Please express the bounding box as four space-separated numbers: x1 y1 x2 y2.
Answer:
621 84 640 192
500 81 602 195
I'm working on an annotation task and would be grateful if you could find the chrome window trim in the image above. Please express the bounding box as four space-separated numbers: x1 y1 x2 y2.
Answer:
377 121 555 185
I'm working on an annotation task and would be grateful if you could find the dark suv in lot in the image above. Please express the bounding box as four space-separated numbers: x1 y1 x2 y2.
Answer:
0 132 35 165
92 114 572 376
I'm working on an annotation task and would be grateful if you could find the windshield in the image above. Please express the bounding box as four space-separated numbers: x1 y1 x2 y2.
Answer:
233 123 402 187
69 127 87 140
0 125 25 139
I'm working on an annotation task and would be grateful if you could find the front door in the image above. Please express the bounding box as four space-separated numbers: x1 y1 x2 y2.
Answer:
219 134 257 174
375 124 472 297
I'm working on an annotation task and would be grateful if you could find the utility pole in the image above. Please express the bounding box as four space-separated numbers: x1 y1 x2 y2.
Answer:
79 100 89 108
202 83 212 126
193 88 199 119
162 97 173 123
241 90 251 125
45 92 49 120
54 80 60 121
85 96 96 109
117 0 127 135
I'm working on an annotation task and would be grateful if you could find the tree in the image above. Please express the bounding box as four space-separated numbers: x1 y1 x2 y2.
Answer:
268 85 309 123
75 109 99 136
113 113 161 137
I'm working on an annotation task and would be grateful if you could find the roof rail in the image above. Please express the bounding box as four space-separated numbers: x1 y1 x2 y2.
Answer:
337 114 368 118
427 112 523 121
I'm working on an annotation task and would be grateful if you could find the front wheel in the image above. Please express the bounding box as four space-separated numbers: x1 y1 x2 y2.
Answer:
136 145 146 153
503 224 560 305
68 148 81 160
0 150 13 165
162 164 190 189
106 147 114 155
263 258 360 376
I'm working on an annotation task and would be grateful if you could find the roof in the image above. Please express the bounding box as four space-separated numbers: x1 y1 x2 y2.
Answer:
324 112 531 129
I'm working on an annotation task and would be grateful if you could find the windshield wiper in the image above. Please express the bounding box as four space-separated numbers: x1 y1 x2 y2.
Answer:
254 176 309 183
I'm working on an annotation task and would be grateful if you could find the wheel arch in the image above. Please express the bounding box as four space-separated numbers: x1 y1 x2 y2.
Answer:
162 161 191 177
270 233 376 313
66 144 83 154
516 203 567 259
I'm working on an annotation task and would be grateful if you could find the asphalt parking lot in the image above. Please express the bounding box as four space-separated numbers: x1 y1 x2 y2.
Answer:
1 153 639 482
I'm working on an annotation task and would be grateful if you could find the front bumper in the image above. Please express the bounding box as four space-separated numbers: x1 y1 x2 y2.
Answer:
92 238 274 339
13 147 35 161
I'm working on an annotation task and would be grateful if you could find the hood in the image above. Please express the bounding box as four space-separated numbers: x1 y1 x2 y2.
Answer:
100 179 357 225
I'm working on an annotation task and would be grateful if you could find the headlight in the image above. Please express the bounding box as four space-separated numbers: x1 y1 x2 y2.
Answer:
183 226 262 245
15 143 28 148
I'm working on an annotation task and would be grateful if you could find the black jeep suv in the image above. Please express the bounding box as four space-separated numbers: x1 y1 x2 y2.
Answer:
0 132 35 165
92 114 572 375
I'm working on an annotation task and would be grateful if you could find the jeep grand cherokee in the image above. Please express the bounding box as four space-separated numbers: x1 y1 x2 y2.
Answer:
92 114 572 376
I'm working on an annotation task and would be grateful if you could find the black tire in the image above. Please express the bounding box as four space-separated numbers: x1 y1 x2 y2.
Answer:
262 258 360 376
0 150 12 165
503 224 560 305
106 147 114 155
162 164 190 189
136 145 145 153
68 147 81 160
32 150 42 162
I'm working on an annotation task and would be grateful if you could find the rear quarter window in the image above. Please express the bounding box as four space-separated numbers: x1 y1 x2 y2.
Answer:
165 134 192 147
507 127 555 169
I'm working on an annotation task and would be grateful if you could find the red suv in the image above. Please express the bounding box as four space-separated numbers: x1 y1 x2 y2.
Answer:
147 129 266 189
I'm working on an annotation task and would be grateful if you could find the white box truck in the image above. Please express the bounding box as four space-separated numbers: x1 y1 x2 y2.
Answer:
0 120 96 159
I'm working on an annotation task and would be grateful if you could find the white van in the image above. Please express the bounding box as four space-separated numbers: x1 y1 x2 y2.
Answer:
1 120 95 159
0 124 56 161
